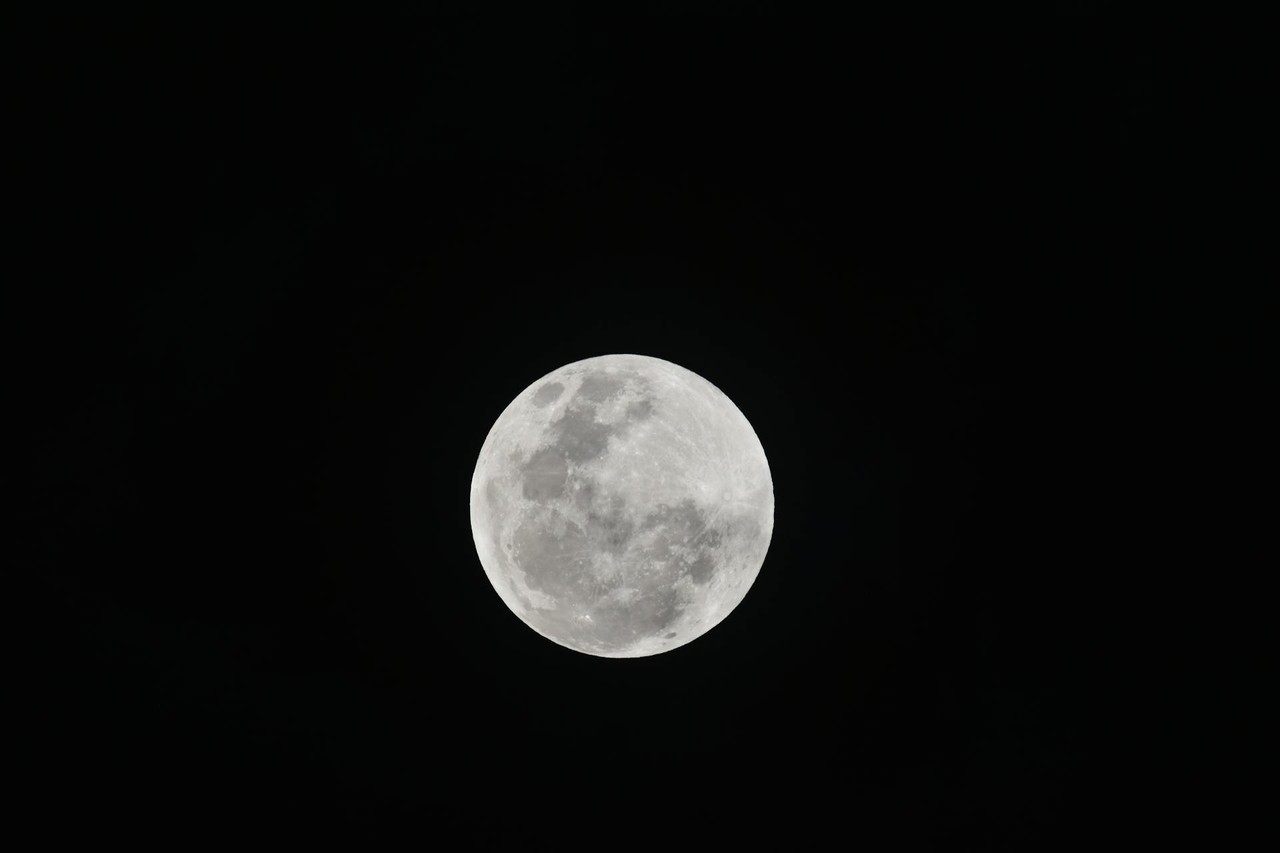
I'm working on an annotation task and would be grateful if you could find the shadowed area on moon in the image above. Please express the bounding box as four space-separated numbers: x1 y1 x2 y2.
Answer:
475 359 772 656
531 382 564 407
521 448 567 500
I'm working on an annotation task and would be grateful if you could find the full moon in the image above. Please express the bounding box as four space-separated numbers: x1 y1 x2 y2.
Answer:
469 354 774 658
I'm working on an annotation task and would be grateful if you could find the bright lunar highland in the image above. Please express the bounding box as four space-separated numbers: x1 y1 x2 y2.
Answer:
469 354 774 658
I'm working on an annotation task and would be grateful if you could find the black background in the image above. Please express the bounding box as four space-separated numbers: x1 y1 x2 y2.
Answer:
18 4 1251 848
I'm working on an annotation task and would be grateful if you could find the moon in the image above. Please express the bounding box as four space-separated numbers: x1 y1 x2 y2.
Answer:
469 354 774 658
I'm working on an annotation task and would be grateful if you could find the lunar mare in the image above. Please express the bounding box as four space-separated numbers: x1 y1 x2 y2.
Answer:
469 354 774 658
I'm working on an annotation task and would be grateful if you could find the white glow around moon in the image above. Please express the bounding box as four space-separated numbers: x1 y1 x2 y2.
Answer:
469 354 774 658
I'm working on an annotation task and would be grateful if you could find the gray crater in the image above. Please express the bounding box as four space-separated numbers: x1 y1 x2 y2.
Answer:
687 553 716 584
584 495 634 553
576 373 625 402
513 516 593 600
640 500 707 541
521 447 568 500
532 382 564 407
551 406 616 463
626 398 655 421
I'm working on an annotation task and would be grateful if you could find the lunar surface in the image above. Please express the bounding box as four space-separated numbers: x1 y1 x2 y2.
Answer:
469 354 774 658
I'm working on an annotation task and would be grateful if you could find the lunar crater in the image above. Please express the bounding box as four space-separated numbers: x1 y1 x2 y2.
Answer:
532 382 564 407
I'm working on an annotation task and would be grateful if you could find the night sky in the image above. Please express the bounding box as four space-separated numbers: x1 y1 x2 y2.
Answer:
20 5 1239 847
